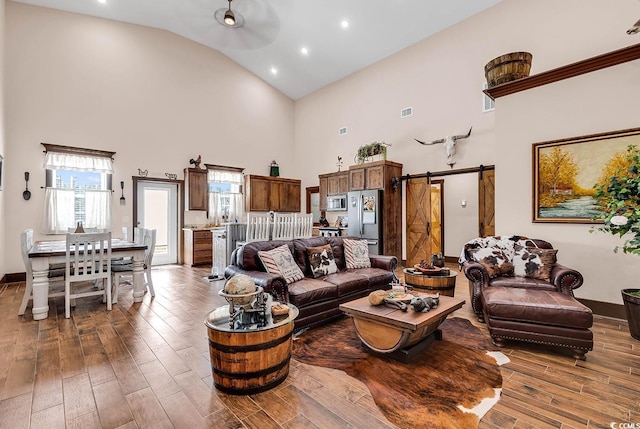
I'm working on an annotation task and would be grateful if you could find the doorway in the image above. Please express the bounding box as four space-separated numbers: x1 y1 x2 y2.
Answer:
405 179 444 268
134 180 179 265
404 165 495 264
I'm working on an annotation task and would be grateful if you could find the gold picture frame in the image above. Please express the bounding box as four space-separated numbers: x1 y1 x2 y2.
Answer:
532 127 640 223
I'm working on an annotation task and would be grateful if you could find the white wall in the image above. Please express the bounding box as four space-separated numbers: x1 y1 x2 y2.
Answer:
0 0 6 279
4 2 294 274
495 61 640 305
442 174 479 258
293 0 639 304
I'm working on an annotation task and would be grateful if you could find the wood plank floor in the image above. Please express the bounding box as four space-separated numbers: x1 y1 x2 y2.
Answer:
0 264 637 428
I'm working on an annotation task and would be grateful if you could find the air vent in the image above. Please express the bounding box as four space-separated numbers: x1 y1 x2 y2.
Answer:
338 127 347 136
482 83 495 112
401 107 413 118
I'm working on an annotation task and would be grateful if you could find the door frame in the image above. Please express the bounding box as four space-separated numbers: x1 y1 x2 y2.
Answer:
132 176 184 264
401 165 495 263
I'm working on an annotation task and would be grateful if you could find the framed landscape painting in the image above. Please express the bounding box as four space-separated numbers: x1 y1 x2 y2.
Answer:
532 127 640 223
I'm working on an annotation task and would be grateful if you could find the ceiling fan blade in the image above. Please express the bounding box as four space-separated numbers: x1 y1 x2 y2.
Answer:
172 0 280 50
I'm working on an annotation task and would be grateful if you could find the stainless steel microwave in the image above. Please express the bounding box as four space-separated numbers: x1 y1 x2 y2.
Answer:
326 195 347 211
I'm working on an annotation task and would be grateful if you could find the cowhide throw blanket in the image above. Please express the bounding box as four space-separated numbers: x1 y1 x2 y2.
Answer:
292 317 503 429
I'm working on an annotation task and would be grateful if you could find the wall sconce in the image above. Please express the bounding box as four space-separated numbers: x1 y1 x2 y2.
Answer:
120 181 125 205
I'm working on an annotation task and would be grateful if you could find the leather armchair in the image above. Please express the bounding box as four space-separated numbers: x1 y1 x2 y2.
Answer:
461 237 584 322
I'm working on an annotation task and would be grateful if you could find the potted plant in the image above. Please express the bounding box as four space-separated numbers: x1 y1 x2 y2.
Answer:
592 144 640 340
355 141 390 164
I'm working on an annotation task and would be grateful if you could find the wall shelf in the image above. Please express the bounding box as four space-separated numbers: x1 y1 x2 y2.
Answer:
484 43 640 100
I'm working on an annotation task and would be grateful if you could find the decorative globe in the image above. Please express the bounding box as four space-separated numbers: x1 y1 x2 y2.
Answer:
222 274 258 306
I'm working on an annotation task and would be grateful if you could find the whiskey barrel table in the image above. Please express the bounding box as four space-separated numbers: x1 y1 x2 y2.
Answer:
340 295 465 362
204 304 298 395
403 268 458 297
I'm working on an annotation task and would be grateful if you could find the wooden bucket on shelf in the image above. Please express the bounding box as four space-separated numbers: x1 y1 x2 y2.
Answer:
206 322 294 395
484 52 532 88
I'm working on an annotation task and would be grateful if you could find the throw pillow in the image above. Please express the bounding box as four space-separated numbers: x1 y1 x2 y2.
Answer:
512 247 557 280
258 244 305 284
343 239 371 269
306 244 338 278
466 247 514 278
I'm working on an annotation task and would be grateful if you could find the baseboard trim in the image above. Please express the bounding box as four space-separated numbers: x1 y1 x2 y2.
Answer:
1 272 27 285
577 298 626 320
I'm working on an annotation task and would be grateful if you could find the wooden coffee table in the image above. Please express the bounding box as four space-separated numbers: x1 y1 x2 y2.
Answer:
339 294 465 362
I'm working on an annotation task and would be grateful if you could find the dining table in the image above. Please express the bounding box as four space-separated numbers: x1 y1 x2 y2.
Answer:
28 238 147 320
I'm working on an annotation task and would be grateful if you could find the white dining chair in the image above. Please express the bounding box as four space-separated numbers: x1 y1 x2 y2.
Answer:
18 229 65 316
64 232 112 318
272 213 296 240
294 213 314 239
245 212 271 242
112 228 156 303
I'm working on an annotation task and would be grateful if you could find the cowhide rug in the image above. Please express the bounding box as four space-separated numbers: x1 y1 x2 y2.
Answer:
292 317 505 429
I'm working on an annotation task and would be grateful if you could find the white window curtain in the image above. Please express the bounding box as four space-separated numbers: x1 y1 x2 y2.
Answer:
43 152 113 173
42 150 114 234
85 190 112 230
41 188 75 233
208 170 244 225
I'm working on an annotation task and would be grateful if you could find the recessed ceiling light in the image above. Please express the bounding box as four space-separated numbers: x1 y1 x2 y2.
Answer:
270 67 278 75
97 0 107 4
300 47 309 56
341 20 350 29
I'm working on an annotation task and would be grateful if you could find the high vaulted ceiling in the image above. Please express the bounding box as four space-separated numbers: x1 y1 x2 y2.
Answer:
12 0 503 99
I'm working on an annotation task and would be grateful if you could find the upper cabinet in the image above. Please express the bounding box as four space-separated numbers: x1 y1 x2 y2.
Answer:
184 168 208 211
245 175 301 213
348 160 401 191
327 172 349 195
318 171 349 213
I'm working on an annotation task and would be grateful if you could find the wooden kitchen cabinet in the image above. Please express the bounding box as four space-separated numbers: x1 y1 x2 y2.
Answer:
327 173 349 195
183 229 212 266
349 160 404 261
245 175 301 212
348 160 400 191
184 168 208 211
318 171 349 214
319 177 328 211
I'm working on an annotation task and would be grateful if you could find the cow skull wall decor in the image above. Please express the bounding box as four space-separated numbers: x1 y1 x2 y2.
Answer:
415 127 472 168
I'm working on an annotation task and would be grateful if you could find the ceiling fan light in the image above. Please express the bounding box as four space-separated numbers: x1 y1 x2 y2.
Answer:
224 10 235 26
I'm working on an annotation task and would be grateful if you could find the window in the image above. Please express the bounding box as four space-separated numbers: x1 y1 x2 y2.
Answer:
42 144 115 234
482 82 495 112
207 164 244 225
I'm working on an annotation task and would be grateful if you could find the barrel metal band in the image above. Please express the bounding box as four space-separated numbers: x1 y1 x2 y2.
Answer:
213 368 290 395
211 355 291 379
208 330 292 353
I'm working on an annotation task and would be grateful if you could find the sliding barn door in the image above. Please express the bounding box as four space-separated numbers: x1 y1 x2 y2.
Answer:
479 169 495 237
430 182 443 256
406 178 434 268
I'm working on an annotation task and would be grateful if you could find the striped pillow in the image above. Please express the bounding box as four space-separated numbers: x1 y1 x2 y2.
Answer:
258 244 305 284
343 239 371 269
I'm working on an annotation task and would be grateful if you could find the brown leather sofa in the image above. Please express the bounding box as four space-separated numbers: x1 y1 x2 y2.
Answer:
460 235 593 359
226 236 397 331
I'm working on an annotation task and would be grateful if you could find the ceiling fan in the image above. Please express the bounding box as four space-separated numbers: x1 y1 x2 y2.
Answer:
175 0 280 50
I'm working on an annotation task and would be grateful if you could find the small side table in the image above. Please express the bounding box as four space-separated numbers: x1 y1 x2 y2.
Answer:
403 268 458 297
204 304 298 395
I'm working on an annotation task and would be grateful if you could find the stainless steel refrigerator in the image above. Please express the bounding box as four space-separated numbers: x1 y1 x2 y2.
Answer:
347 189 383 255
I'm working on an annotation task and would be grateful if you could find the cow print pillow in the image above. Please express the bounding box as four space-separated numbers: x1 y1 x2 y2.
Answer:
306 244 338 278
513 247 557 281
466 247 514 278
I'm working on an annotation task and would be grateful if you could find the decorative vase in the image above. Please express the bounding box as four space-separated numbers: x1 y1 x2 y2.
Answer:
622 289 640 341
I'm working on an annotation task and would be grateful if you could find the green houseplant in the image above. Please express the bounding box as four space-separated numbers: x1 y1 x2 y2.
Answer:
592 144 640 340
355 142 389 164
